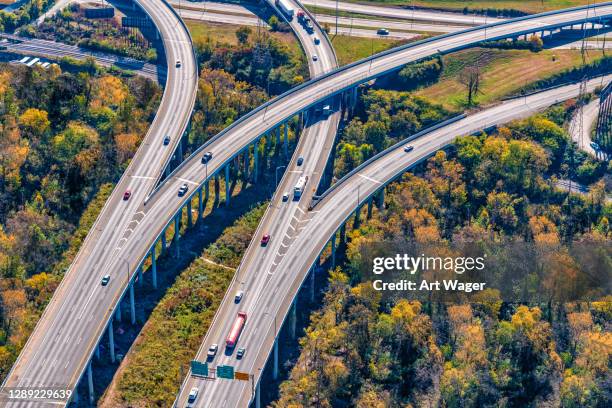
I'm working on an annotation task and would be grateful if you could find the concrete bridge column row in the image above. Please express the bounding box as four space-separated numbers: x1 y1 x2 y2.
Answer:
75 113 310 405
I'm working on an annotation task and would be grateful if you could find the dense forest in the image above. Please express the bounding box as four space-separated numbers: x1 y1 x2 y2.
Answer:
193 25 308 97
275 104 612 406
0 63 161 378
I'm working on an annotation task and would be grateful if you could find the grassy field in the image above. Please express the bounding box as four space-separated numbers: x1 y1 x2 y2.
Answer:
342 0 590 14
186 20 303 58
330 34 413 65
416 47 604 110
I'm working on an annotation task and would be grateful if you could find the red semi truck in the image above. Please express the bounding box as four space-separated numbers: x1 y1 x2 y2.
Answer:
226 311 247 348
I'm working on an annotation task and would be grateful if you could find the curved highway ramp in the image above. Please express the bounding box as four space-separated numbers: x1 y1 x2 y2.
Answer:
0 0 198 406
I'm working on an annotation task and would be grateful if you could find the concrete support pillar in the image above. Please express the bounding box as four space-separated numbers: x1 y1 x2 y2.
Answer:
173 214 180 258
95 343 100 360
198 188 203 221
108 321 115 363
276 127 281 148
378 189 385 210
354 207 361 229
165 166 170 178
284 123 289 157
367 198 373 219
205 181 210 203
161 229 167 255
187 199 193 228
73 390 79 404
225 164 231 206
290 300 297 340
87 361 94 404
137 264 142 286
256 381 261 408
177 136 183 160
261 137 267 170
115 302 121 322
129 283 136 325
331 234 336 269
214 174 220 200
151 246 157 289
243 150 249 179
253 139 259 182
273 338 279 380
340 224 346 243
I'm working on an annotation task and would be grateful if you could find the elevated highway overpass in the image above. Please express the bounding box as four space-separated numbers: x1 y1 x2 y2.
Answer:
164 4 612 407
177 72 610 407
0 0 198 405
3 2 612 407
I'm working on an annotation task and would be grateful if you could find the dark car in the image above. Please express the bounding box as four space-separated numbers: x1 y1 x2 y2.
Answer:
178 183 189 197
261 234 270 246
123 190 131 200
377 28 389 35
236 347 245 359
101 274 111 286
163 136 171 145
404 145 414 153
297 156 304 166
201 151 213 164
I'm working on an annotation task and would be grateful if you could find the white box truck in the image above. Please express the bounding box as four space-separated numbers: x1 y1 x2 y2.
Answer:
276 0 294 20
293 175 308 200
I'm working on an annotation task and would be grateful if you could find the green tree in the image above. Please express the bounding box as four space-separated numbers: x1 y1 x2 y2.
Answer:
235 26 251 45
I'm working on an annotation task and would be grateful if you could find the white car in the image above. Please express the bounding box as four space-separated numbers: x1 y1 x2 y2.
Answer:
187 387 198 405
207 343 218 359
312 54 318 61
235 290 244 303
282 192 289 202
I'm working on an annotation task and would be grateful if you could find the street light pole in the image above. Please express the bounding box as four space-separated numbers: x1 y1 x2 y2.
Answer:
124 259 130 285
275 165 286 188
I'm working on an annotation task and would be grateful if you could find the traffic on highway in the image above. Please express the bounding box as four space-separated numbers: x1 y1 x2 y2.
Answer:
0 0 610 407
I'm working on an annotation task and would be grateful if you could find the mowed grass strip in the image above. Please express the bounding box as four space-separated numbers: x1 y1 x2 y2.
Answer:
416 47 604 109
339 0 590 14
186 20 304 61
330 34 412 65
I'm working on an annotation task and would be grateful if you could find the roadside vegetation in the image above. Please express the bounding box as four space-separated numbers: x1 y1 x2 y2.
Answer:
20 4 158 62
0 0 54 32
188 21 308 96
274 107 611 406
334 90 453 178
0 63 161 379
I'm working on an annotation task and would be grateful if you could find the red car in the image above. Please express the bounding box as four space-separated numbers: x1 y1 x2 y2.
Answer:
123 190 131 200
260 234 270 246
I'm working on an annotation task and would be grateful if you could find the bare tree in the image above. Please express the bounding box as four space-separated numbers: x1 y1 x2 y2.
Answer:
458 64 482 106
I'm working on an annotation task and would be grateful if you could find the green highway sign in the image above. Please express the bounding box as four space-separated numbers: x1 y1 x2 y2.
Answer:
217 365 235 379
191 360 208 377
